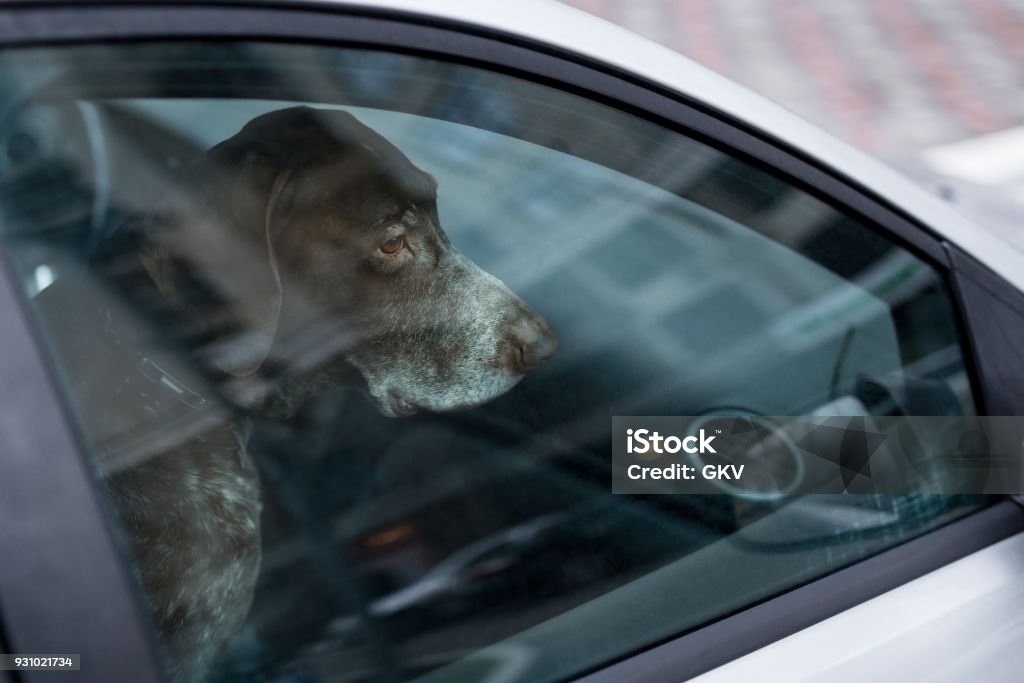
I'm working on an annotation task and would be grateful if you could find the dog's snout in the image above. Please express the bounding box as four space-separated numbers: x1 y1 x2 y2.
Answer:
504 311 558 374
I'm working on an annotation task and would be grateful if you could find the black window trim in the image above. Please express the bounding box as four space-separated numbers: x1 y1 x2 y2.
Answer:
946 244 1024 416
0 3 1020 683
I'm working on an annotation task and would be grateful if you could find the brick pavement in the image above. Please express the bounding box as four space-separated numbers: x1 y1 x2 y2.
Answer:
562 0 1024 159
561 0 1024 245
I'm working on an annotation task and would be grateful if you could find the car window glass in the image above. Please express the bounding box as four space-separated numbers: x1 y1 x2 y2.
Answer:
0 42 985 683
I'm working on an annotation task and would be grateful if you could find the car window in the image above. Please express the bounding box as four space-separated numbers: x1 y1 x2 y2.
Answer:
0 42 986 683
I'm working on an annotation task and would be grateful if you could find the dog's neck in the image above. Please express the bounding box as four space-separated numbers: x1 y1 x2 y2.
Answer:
239 354 365 419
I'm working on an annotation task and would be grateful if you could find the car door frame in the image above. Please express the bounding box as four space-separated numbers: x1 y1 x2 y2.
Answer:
0 3 1022 683
0 248 166 683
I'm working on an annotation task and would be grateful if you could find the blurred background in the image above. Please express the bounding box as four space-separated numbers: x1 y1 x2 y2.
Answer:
559 0 1024 250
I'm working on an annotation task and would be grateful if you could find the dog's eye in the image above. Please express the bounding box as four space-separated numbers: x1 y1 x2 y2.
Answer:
379 235 405 255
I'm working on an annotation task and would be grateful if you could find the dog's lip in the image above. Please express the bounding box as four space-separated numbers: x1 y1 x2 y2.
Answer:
388 390 420 417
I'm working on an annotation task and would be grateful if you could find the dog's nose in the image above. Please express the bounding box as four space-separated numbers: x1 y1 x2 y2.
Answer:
505 312 558 374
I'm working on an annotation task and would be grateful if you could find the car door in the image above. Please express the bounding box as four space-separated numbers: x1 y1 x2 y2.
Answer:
0 3 1022 683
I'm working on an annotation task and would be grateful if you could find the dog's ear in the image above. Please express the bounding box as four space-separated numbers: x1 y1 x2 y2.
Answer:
141 145 297 378
221 157 294 376
138 225 184 307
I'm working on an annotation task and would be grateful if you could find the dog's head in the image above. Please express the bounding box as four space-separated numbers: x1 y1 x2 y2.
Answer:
142 106 556 417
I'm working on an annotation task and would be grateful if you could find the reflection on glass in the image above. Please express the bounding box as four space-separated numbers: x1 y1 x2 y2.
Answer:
0 42 982 683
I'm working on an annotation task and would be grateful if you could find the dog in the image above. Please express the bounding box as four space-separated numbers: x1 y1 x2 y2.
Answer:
45 106 557 682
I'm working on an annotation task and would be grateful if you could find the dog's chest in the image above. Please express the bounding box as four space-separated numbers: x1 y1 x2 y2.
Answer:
105 422 262 585
103 423 262 678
